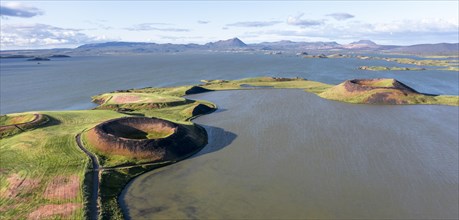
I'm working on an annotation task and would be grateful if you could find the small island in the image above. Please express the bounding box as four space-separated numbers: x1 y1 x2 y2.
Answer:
49 54 71 58
27 57 51 61
358 66 426 71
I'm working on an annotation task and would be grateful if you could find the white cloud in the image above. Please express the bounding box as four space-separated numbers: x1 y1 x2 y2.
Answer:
126 23 190 32
326 13 354 21
0 2 43 18
287 13 324 27
245 17 459 44
0 23 108 49
227 21 281 27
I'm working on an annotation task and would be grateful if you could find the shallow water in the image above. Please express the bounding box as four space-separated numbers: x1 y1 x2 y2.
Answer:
121 89 459 219
1 53 458 114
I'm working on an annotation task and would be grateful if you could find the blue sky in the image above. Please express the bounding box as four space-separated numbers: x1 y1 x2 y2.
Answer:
1 1 458 49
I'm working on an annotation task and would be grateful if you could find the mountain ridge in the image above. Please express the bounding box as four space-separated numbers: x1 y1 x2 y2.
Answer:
2 38 458 56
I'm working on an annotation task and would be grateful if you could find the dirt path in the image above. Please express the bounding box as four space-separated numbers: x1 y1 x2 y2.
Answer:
75 134 99 220
75 132 169 220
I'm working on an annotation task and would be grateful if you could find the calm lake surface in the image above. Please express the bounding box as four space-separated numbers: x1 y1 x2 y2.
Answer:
121 89 459 219
1 53 458 114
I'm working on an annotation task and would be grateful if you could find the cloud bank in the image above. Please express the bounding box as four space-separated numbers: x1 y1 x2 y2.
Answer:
126 23 190 32
0 23 107 48
326 13 355 21
0 2 43 18
227 21 281 27
287 14 324 27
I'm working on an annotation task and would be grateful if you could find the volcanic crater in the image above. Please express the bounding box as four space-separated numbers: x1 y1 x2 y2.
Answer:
86 117 207 161
319 78 425 104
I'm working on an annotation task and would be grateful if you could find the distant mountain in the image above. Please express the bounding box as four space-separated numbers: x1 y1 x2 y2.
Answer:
385 43 459 55
205 38 247 48
2 38 457 56
77 41 152 49
73 38 248 54
350 40 378 46
254 41 341 50
344 40 380 49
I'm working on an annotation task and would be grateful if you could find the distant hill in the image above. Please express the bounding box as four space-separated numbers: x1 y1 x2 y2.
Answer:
344 40 381 49
350 40 378 46
254 41 340 51
2 38 458 56
77 41 152 49
205 37 247 48
385 43 459 55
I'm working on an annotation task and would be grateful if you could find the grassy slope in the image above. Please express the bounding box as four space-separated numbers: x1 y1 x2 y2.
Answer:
94 93 184 105
318 81 459 106
0 110 126 219
0 113 36 126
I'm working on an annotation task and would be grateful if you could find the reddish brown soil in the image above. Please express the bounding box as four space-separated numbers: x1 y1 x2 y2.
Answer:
112 95 141 103
2 174 40 199
43 175 80 200
28 203 81 220
366 92 408 104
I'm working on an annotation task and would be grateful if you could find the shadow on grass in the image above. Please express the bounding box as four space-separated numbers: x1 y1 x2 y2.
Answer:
38 115 61 128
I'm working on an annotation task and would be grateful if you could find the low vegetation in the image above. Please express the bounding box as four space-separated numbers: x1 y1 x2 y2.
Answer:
353 55 459 71
358 66 426 71
0 110 125 219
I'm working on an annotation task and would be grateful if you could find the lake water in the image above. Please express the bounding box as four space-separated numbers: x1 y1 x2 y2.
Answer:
1 53 458 114
121 89 459 219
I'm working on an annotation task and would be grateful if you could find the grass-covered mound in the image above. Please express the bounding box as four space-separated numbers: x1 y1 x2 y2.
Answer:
0 113 49 138
319 78 458 105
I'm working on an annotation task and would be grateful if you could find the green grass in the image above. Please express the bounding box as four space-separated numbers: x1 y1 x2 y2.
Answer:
0 114 36 126
382 58 452 66
359 66 426 71
360 79 397 87
93 93 185 105
353 56 459 71
318 81 459 106
0 110 126 219
199 77 332 93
